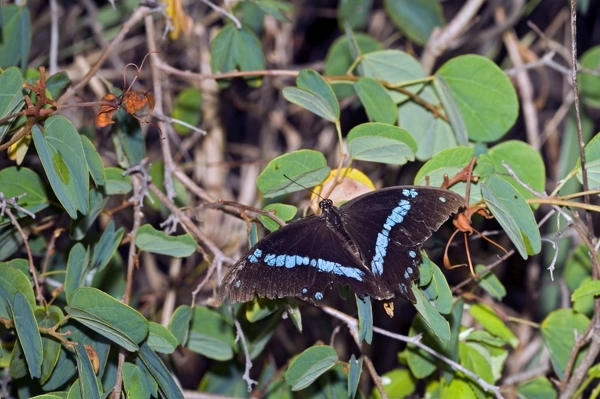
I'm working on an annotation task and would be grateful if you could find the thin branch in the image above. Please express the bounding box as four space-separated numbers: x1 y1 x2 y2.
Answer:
320 306 504 398
231 306 257 391
112 175 144 399
199 0 241 29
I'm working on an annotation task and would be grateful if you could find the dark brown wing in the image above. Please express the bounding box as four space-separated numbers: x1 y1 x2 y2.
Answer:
219 214 385 303
339 186 464 301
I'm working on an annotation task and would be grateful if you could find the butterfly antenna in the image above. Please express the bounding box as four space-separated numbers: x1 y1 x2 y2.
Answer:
283 174 324 200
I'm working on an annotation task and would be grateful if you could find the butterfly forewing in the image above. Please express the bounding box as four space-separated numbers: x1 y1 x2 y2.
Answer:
339 186 464 299
219 214 382 303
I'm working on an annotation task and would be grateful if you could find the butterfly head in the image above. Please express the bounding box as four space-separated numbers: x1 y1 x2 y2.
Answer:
319 199 334 213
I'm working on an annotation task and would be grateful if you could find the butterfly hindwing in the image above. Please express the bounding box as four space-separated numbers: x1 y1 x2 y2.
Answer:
219 214 381 303
339 186 464 299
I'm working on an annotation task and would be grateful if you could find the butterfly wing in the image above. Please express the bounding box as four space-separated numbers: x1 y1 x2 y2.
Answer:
219 215 382 303
339 186 464 301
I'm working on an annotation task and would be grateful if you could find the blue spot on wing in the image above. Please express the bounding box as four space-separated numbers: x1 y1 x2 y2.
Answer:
315 292 323 300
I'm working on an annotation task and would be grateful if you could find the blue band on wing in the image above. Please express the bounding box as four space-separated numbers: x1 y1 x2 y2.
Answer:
260 252 365 281
371 198 412 275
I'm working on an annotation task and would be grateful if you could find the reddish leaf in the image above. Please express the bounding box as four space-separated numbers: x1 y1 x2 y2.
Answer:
96 93 120 127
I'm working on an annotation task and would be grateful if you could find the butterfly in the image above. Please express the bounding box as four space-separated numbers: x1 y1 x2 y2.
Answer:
219 186 464 304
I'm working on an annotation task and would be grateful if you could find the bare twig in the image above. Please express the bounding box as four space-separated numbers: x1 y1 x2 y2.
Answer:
112 176 144 399
421 0 485 74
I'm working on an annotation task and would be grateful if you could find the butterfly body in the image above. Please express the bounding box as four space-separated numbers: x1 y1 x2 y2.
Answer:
219 186 464 304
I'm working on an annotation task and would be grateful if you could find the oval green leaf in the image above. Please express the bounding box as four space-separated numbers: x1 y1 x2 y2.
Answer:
138 341 184 399
436 55 519 142
0 67 25 141
258 203 298 232
32 115 89 218
186 306 234 361
75 343 101 399
468 303 518 348
172 88 202 135
282 69 340 122
148 322 178 354
168 304 192 346
12 291 43 379
210 24 265 88
65 243 89 304
481 175 541 258
488 140 546 206
347 122 417 164
579 45 600 107
354 77 397 124
0 263 36 318
347 354 363 399
135 224 196 258
383 0 444 45
398 84 457 160
360 50 425 103
81 135 106 187
0 166 48 227
256 150 330 197
285 345 338 391
356 294 373 344
65 287 149 351
541 308 589 378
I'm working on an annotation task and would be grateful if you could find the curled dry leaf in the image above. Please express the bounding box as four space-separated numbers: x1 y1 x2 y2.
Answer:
84 344 100 374
96 93 120 128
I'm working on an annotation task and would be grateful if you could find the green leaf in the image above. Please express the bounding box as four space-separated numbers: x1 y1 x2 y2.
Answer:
122 363 151 399
32 115 89 219
347 122 417 164
481 175 541 258
469 303 518 348
579 45 600 107
286 299 303 333
239 307 283 360
541 308 589 378
371 368 417 399
0 67 24 142
347 354 363 399
35 307 63 384
436 55 519 142
258 203 297 232
575 132 600 187
168 304 192 346
356 294 373 344
414 146 482 201
148 322 178 354
398 84 457 161
138 341 184 399
429 260 453 314
488 140 546 207
172 88 203 135
324 34 382 99
282 69 340 122
103 167 132 195
186 306 234 361
383 0 444 45
359 50 425 103
75 343 101 399
11 292 43 379
112 108 146 168
285 345 338 391
81 135 106 187
65 243 89 304
433 76 469 146
475 265 507 300
256 150 330 197
210 24 265 88
459 342 495 384
411 285 450 341
91 220 125 272
46 71 71 100
353 77 397 124
69 189 108 241
65 287 149 351
0 166 48 227
338 0 372 30
517 376 557 399
442 376 479 398
245 298 283 323
0 263 36 318
255 0 294 22
135 224 196 257
572 279 600 302
0 5 30 70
